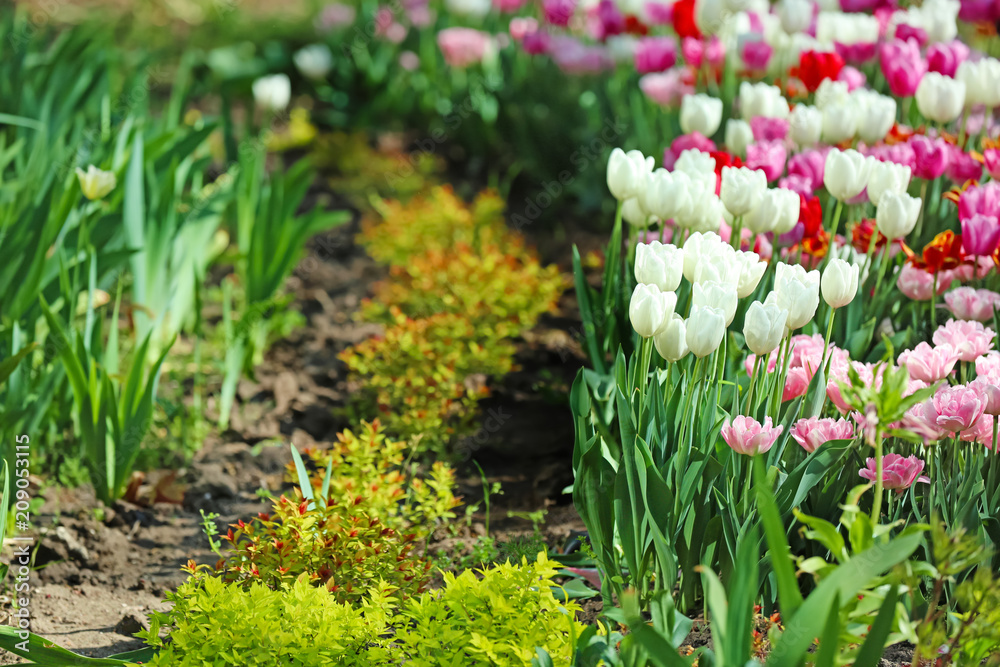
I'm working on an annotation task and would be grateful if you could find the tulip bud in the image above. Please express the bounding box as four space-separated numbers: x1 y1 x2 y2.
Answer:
674 150 718 195
852 90 897 145
294 44 334 80
643 169 694 222
629 283 676 338
746 187 799 236
778 0 812 33
635 241 685 292
955 58 1000 108
866 161 911 207
725 119 754 156
682 232 726 282
653 314 689 361
824 149 874 202
685 305 727 358
720 166 767 217
680 93 724 137
820 99 859 145
789 104 822 148
739 81 790 119
735 251 767 298
876 192 922 240
773 263 820 330
915 72 966 124
821 258 860 309
608 148 655 201
252 74 292 112
743 300 788 355
694 280 739 326
621 197 650 227
75 165 117 201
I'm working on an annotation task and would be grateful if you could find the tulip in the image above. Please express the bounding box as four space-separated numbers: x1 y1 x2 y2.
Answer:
634 36 678 73
635 241 685 292
879 38 926 98
961 214 1000 257
643 169 693 222
744 187 799 235
750 117 789 143
739 82 790 120
629 283 677 337
866 161 911 207
791 417 855 453
252 74 291 112
743 300 788 356
778 0 811 33
75 165 116 201
621 197 650 227
927 40 970 78
735 251 767 298
789 104 823 148
680 94 724 137
720 166 767 217
984 148 1000 181
944 287 1000 322
898 264 950 301
608 148 654 201
958 182 1000 224
955 57 1000 108
875 192 921 241
820 99 859 145
294 44 333 79
858 454 929 490
932 319 995 362
821 258 860 309
787 149 827 192
543 0 576 25
774 263 820 330
693 280 738 326
673 149 718 194
824 149 874 202
909 135 951 181
725 119 754 156
681 231 724 281
745 141 786 183
971 379 1000 417
721 415 783 456
654 314 689 361
685 305 727 357
915 72 966 124
922 384 987 433
898 342 960 383
945 145 983 186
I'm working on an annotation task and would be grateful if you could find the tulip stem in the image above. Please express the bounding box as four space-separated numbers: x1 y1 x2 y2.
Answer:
821 307 837 380
680 357 703 454
931 273 939 329
827 200 844 249
915 179 929 239
873 244 893 301
637 336 654 421
745 354 761 415
871 431 884 523
730 215 743 250
958 107 971 150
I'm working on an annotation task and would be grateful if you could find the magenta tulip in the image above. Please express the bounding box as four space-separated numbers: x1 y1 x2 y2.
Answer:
859 454 929 490
721 415 783 456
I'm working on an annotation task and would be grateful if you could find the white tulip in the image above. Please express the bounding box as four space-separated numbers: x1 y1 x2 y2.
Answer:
820 99 859 145
622 197 651 227
294 44 333 79
629 284 677 338
866 161 911 207
824 149 874 202
694 0 727 34
720 167 767 217
725 119 755 157
446 0 491 17
680 94 724 137
773 263 820 330
919 0 959 43
694 280 740 326
75 165 116 201
689 192 726 233
815 79 851 110
821 258 860 309
744 187 799 235
635 241 685 292
778 0 812 33
789 104 823 148
876 192 922 241
647 170 697 223
735 251 768 298
915 72 966 124
654 314 689 362
674 150 717 195
253 74 291 112
955 58 1000 108
686 305 727 358
852 90 897 145
743 300 789 355
739 81 790 119
682 231 726 282
607 148 655 201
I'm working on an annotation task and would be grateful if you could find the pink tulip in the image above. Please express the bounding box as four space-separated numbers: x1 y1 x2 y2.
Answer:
971 379 1000 416
922 384 988 434
946 145 983 185
588 0 626 41
635 36 678 74
787 149 827 192
437 28 492 68
894 24 928 47
961 214 1000 257
827 361 874 413
644 1 674 25
909 135 951 181
521 29 550 55
550 37 612 74
837 65 867 91
789 333 827 372
958 0 1000 22
741 40 773 71
836 41 877 64
791 417 855 453
977 352 1000 378
898 342 960 383
783 366 812 402
509 17 539 41
640 68 694 108
779 174 814 197
879 38 926 97
984 148 1000 181
750 116 790 142
933 319 996 362
944 287 1000 322
898 264 950 301
398 51 420 70
859 453 929 490
663 132 715 170
958 182 1000 223
960 412 994 446
543 0 576 26
316 3 357 30
746 140 786 182
721 415 783 456
927 40 970 78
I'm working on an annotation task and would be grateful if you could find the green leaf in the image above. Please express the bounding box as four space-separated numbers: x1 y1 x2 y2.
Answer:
852 585 901 667
755 458 803 618
0 626 135 665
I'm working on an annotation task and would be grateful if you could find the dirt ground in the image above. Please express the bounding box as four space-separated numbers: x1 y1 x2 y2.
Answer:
0 212 595 661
